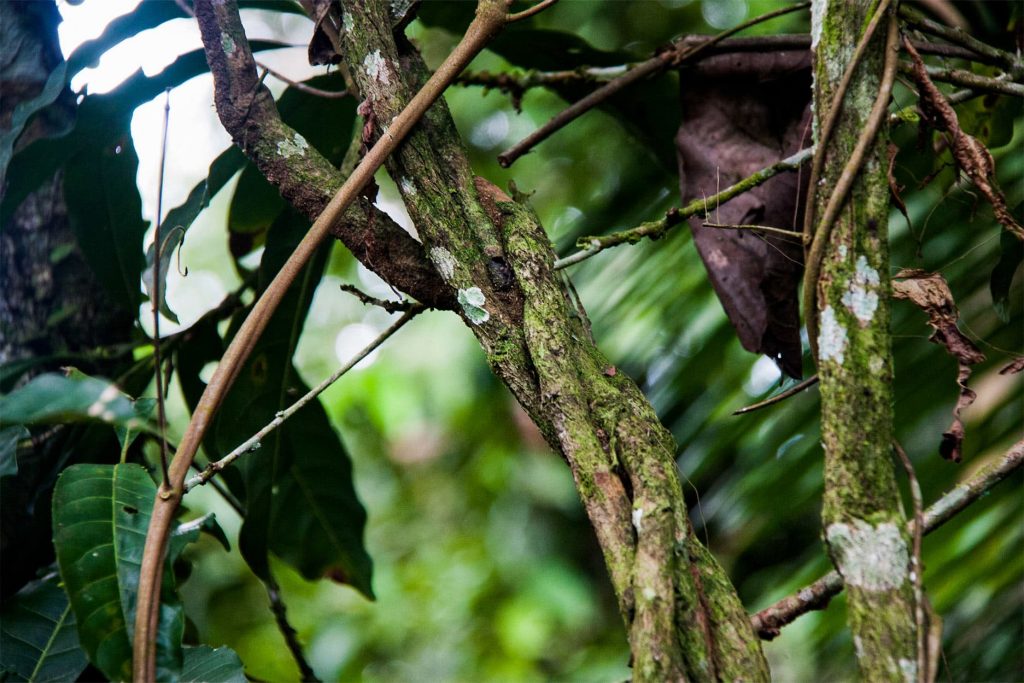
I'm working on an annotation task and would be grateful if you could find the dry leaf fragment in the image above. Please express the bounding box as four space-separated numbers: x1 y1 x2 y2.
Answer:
1000 357 1024 375
893 269 985 462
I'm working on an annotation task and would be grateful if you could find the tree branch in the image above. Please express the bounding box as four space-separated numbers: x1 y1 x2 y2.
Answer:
554 147 813 269
132 1 511 679
751 438 1024 639
899 62 1024 98
899 4 1021 70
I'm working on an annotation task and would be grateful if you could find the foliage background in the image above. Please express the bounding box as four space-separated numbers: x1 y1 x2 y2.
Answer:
6 1 1023 681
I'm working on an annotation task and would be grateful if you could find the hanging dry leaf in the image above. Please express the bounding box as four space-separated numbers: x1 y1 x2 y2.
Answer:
903 38 1023 241
676 51 811 379
999 356 1024 375
893 269 986 462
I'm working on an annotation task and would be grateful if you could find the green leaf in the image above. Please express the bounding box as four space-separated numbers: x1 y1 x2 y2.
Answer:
63 134 149 310
990 226 1023 322
65 0 190 77
115 398 157 451
0 570 88 683
1 41 285 226
0 63 68 189
0 425 28 479
203 211 374 595
180 645 246 683
143 146 247 323
0 372 152 434
51 463 185 682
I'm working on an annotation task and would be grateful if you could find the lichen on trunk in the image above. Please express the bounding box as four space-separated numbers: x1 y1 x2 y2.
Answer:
810 1 920 679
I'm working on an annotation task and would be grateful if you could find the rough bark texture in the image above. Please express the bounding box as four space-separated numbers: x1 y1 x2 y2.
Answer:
334 2 769 680
810 1 919 679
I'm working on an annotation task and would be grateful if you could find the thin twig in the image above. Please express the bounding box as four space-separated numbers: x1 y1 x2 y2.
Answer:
185 306 423 491
804 13 900 362
751 437 1024 639
893 439 928 683
899 4 1020 70
898 62 1024 98
554 147 813 270
134 1 510 678
264 574 320 682
339 283 416 313
733 375 818 415
496 1 811 167
152 89 172 485
506 0 559 23
258 61 349 99
702 222 805 241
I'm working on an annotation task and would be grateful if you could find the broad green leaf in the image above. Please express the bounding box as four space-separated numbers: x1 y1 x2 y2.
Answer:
0 426 28 478
143 146 247 323
65 1 190 77
51 464 188 682
63 134 148 310
1 42 285 226
0 372 150 433
180 646 246 683
0 570 87 683
115 397 157 451
0 63 68 189
990 226 1023 321
197 211 373 595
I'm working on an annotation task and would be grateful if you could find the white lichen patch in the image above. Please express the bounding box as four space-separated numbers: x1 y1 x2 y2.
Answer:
810 0 827 49
869 356 884 375
276 132 308 159
899 658 918 683
342 11 354 32
631 505 644 533
798 588 814 603
826 519 909 592
221 33 235 54
458 287 490 325
837 244 848 260
926 485 968 522
429 246 455 280
399 177 417 196
818 305 847 364
841 255 880 326
363 50 390 85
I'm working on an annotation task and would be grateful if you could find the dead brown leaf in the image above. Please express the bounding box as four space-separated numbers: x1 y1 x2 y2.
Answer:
903 38 1023 241
893 269 986 461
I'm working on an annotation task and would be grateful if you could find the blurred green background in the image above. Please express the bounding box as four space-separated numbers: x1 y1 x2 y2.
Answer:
52 0 1023 680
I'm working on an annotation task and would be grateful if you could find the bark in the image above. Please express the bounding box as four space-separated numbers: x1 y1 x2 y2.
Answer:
810 1 920 679
333 2 769 680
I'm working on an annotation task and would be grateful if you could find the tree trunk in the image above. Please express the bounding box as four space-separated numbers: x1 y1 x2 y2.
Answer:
809 1 921 679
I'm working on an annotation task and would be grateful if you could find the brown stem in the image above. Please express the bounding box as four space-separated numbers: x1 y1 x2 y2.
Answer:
131 2 511 679
733 375 819 415
751 438 1024 639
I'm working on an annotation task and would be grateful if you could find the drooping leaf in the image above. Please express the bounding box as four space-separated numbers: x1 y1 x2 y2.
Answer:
0 371 151 434
0 570 88 683
199 210 373 596
0 426 29 479
180 645 246 683
143 146 247 323
893 269 987 462
51 464 185 682
0 63 67 189
990 226 1023 322
115 397 156 451
65 0 190 77
63 134 149 310
675 51 811 379
1 41 285 225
